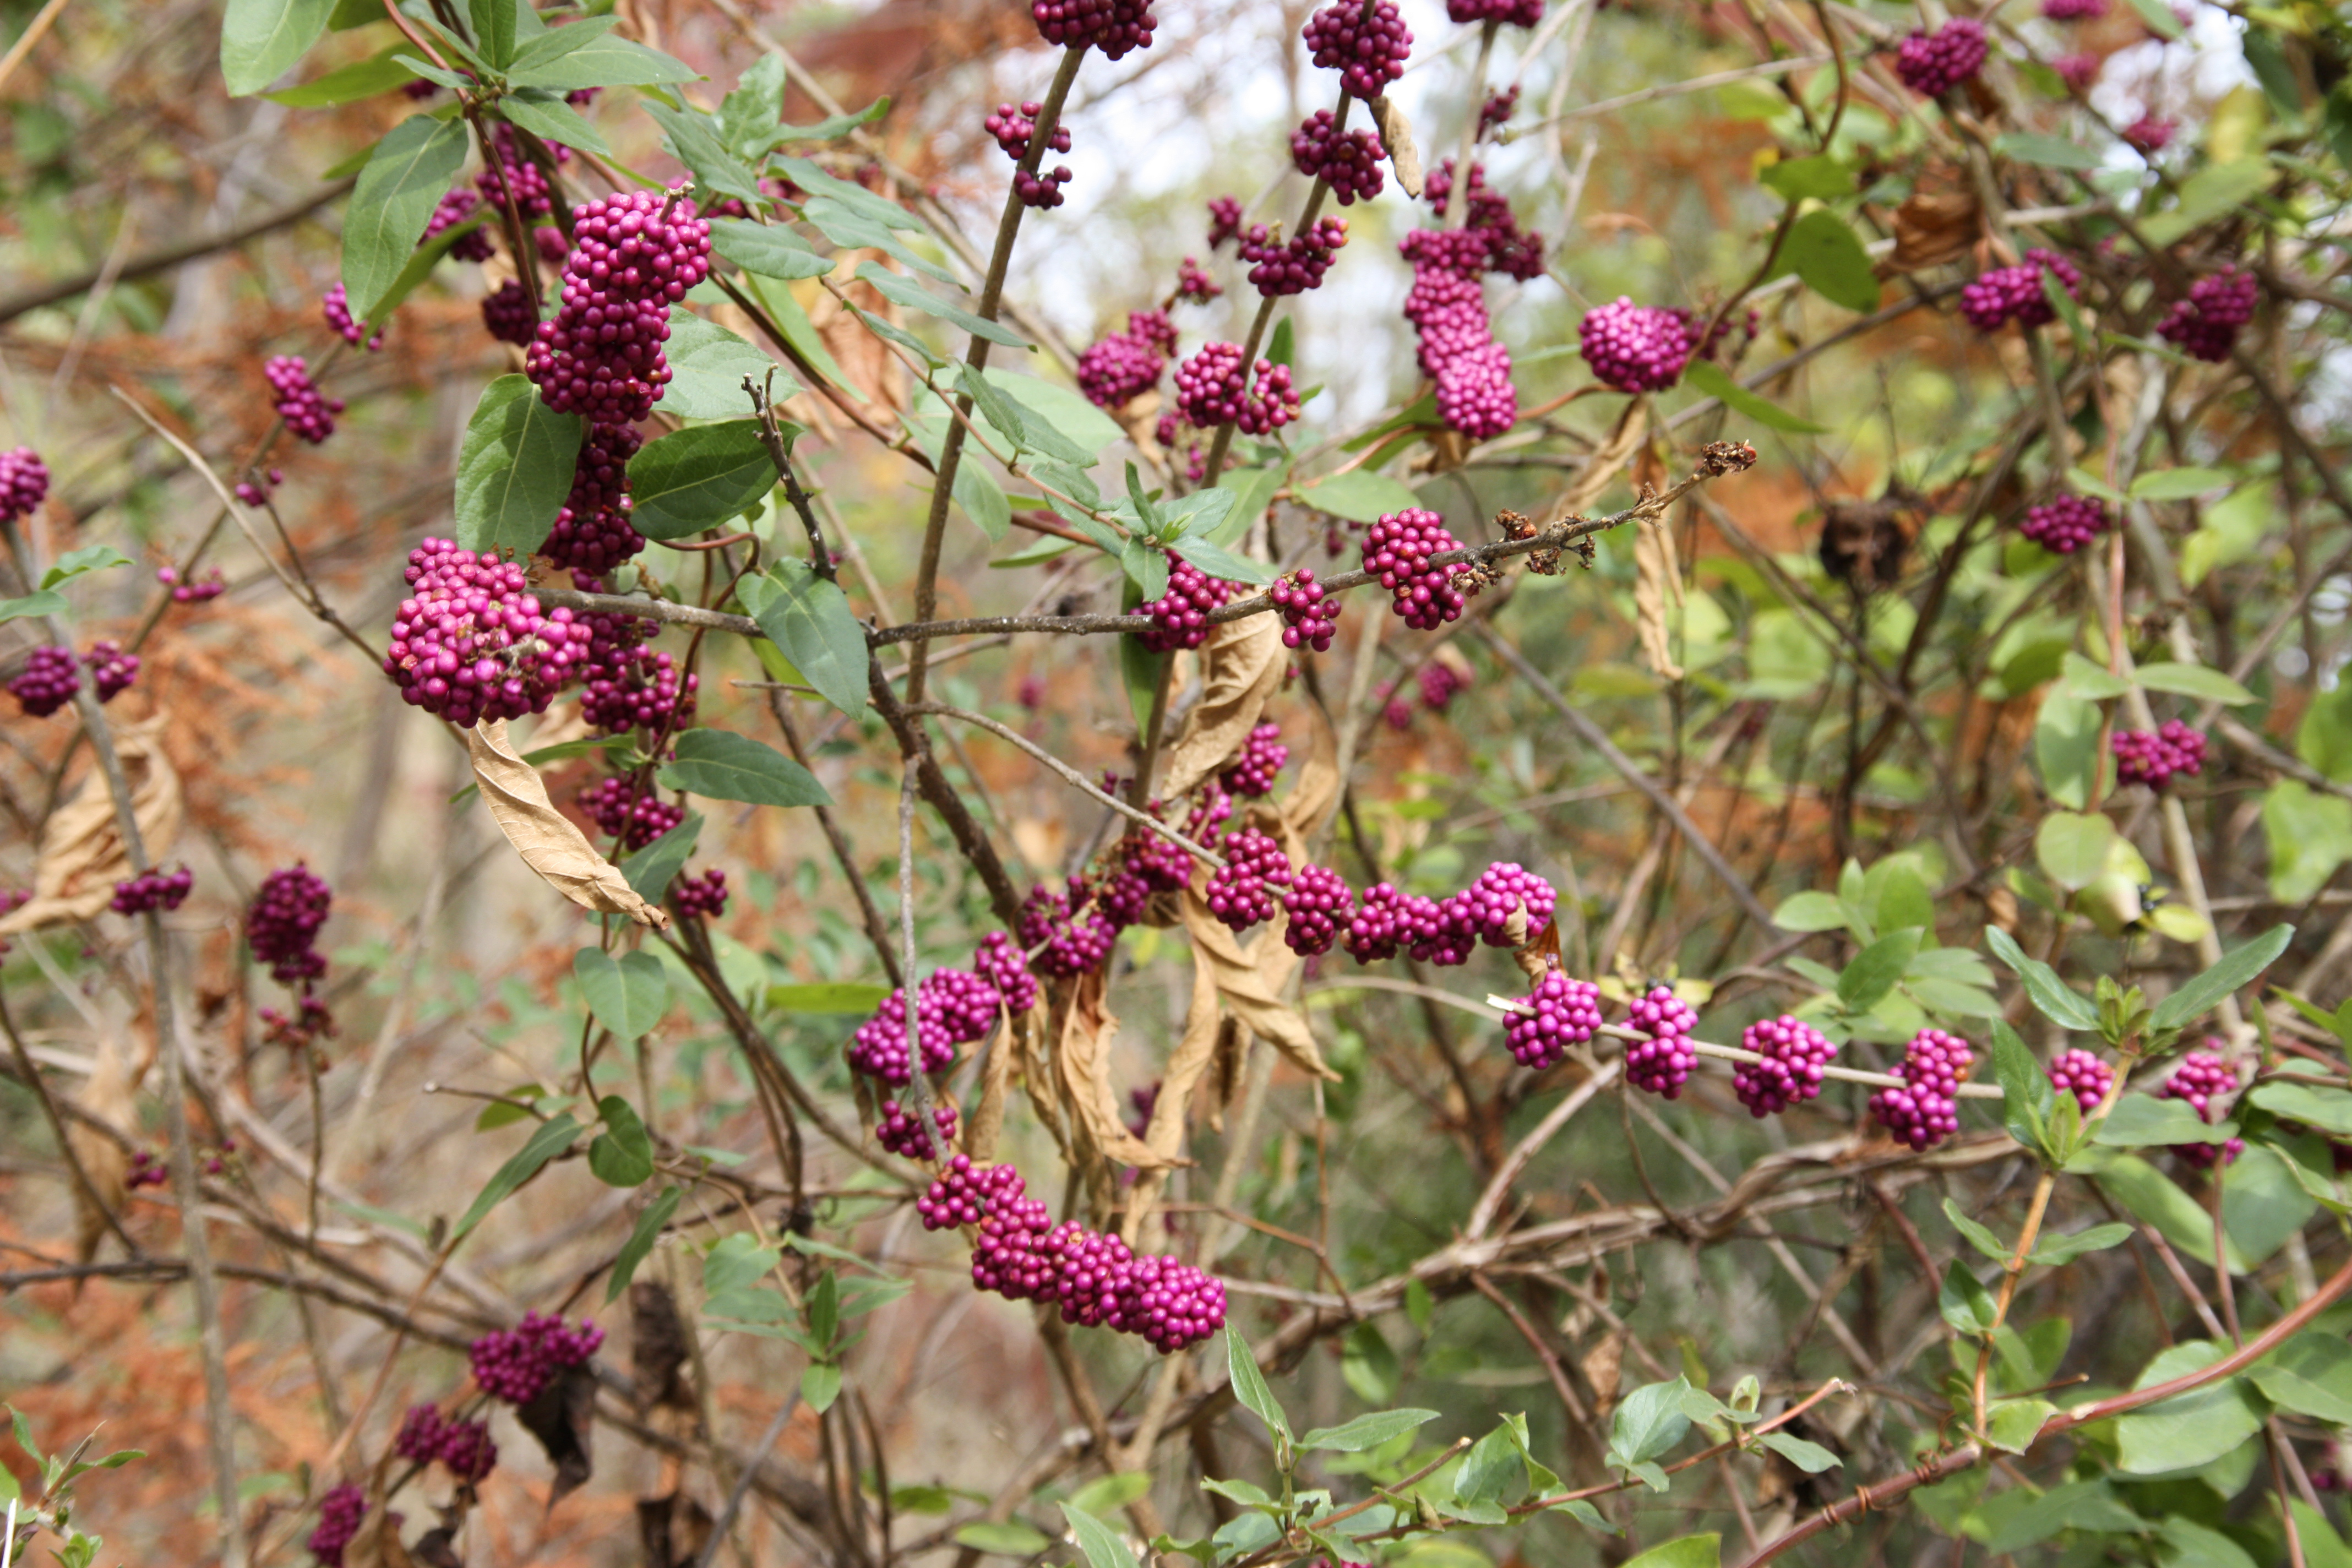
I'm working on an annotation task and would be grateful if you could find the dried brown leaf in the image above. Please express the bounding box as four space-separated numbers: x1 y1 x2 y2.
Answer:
639 1491 715 1568
966 1012 1018 1163
1278 706 1340 843
1632 516 1686 682
1120 956 1226 1243
0 715 183 933
1159 613 1284 802
1581 1330 1627 1417
630 1281 693 1412
1057 970 1185 1172
1178 888 1336 1083
66 1033 137 1265
1544 400 1647 526
467 720 669 929
1889 166 1980 274
1371 94 1424 198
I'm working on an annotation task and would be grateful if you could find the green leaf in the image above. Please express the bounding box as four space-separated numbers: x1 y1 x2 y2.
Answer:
341 115 471 320
1772 891 1850 933
495 91 611 159
2035 690 2103 809
952 1522 1053 1556
467 0 518 67
454 1113 580 1238
452 374 584 554
0 590 67 624
2027 1221 2133 1265
1061 1505 1142 1568
767 982 893 1015
1300 1409 1440 1453
1266 315 1295 368
1990 1020 2056 1155
1609 1377 1694 1468
2135 660 2255 705
1992 131 2106 170
1986 925 2099 1030
1839 928 1920 1012
353 206 488 333
1070 1473 1152 1518
855 262 1030 349
739 558 869 721
710 218 836 281
2139 160 2275 247
663 308 797 422
2083 1150 2248 1271
38 544 133 590
1781 208 1880 313
1940 1260 1996 1333
717 51 786 160
642 99 767 209
2149 925 2293 1032
959 367 1095 467
775 97 892 144
1168 536 1275 587
1758 154 1852 201
2057 651 2134 701
627 420 779 541
506 25 699 89
1340 1321 1400 1405
264 48 417 105
2114 1342 2261 1474
1755 1432 1840 1472
588 1093 655 1186
1940 1197 2011 1262
222 0 337 95
2248 1080 2352 1136
1224 1324 1289 1445
2248 1349 2352 1425
1984 1398 2057 1455
993 373 1123 459
658 728 830 808
2266 781 2352 901
606 1185 681 1302
2129 466 2234 502
574 948 672 1039
8 1404 43 1466
953 460 1010 542
801 200 957 285
2094 1095 2234 1148
1682 361 1826 434
1621 1536 1719 1568
1455 1422 1528 1503
620 813 704 901
1299 468 1422 524
1980 1479 2142 1554
801 1362 843 1413
2035 810 2118 892
771 155 921 230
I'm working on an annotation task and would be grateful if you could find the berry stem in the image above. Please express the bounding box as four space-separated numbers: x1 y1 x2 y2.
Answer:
1441 21 1500 231
1970 1167 2056 1439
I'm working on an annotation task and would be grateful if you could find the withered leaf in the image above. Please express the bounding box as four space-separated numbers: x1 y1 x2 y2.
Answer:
966 1012 1017 1163
468 720 669 929
1370 94 1424 198
1544 400 1647 526
630 1281 694 1412
1120 955 1227 1244
517 1363 598 1505
1889 167 1980 274
639 1491 715 1568
1632 516 1686 682
1159 613 1284 803
1278 707 1340 843
66 1034 138 1266
1058 970 1185 1172
0 715 183 934
1178 888 1337 1085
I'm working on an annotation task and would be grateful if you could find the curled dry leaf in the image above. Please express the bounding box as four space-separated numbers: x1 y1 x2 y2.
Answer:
0 714 183 934
1632 515 1686 682
1888 164 1980 274
467 720 669 929
1158 612 1284 802
66 1032 138 1266
1371 94 1424 198
1057 970 1185 1173
1121 957 1227 1245
965 1012 1018 1163
1543 399 1647 527
1178 886 1336 1087
1278 706 1341 843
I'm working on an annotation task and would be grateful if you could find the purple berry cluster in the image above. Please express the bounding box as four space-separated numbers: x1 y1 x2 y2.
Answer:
1206 828 1295 932
248 865 333 986
1135 553 1235 652
9 645 80 717
2113 720 2207 791
1419 660 1466 712
2046 1047 2114 1115
919 1155 1224 1352
579 775 685 850
1624 984 1700 1097
1240 216 1349 296
385 540 592 724
2055 53 2101 90
1019 880 1123 977
973 928 1041 1012
126 1146 168 1189
1870 1028 1972 1151
1283 862 1355 956
2157 267 2257 363
1271 569 1338 651
1958 248 2082 333
526 188 711 423
876 1099 958 1161
309 1483 371 1568
1175 255 1222 303
1206 196 1244 250
2044 0 2105 17
481 278 539 346
425 187 496 262
1578 297 1696 394
986 101 1069 161
1014 164 1074 210
672 865 728 918
579 614 695 736
266 355 343 444
476 123 562 220
1363 508 1467 629
1077 311 1174 409
1303 0 1412 100
1505 971 1603 1070
1340 881 1422 962
1030 0 1157 58
1222 722 1289 797
1458 861 1556 945
1399 231 1518 439
1733 1015 1837 1117
1291 111 1386 205
469 1312 605 1405
1478 86 1521 138
1448 0 1542 22
2159 1048 2244 1168
1894 17 1989 96
543 423 647 575
321 282 383 351
110 865 193 916
83 639 138 702
156 564 226 603
394 1404 498 1483
847 968 999 1086
2124 117 2175 154
1173 341 1299 434
1419 162 1543 281
261 993 337 1052
0 445 50 521
2019 492 2110 554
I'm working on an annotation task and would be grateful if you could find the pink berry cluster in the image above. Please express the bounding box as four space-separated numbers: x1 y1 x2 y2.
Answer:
424 187 496 262
525 188 711 423
2045 0 2105 17
2046 1047 2114 1115
1398 228 1520 439
156 564 226 603
1870 1028 1972 1151
0 445 49 521
1019 879 1123 976
1505 971 1603 1070
848 968 1000 1087
1175 255 1221 303
1303 0 1412 100
1624 984 1700 1097
2159 1048 2244 1169
1173 341 1300 434
876 1099 958 1161
1458 861 1558 944
476 123 562 220
1363 508 1467 629
1733 1015 1838 1117
126 1146 168 1189
1240 216 1348 296
1419 660 1466 712
2019 492 2110 554
986 101 1069 161
1894 17 1989 96
1134 553 1235 652
1282 862 1355 956
2157 267 2257 363
385 540 592 724
1291 111 1386 205
1205 828 1294 932
1578 297 1696 394
672 865 728 918
262 993 337 1053
9 645 80 717
2055 53 2101 89
83 640 138 702
2113 720 2207 791
918 1154 1225 1353
579 610 695 736
1271 569 1338 651
1420 162 1543 280
1030 0 1157 58
308 1483 372 1567
579 774 684 850
1206 197 1244 251
1077 310 1176 409
469 1312 605 1406
2124 117 2175 154
1478 86 1521 138
1958 249 2082 333
1221 722 1289 797
233 466 285 507
543 423 647 574
973 928 1041 1013
266 355 342 444
110 864 193 916
248 865 333 987
320 282 382 351
394 1404 498 1484
481 278 538 346
1448 0 1542 21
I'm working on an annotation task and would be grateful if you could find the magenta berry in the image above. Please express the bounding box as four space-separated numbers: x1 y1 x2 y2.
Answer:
248 865 332 985
126 1147 167 1189
1290 111 1386 205
10 644 81 717
321 282 382 350
481 277 538 346
1624 984 1700 1098
2019 492 2110 554
2047 1047 2114 1115
395 1405 497 1484
672 865 728 918
541 423 646 575
1173 341 1299 433
1958 248 2082 332
2124 116 2175 153
579 614 696 737
476 123 562 220
1303 0 1412 101
1363 509 1467 630
1240 215 1348 296
1077 313 1172 409
2054 52 2101 89
1205 829 1293 932
2113 720 2207 791
1448 0 1542 21
973 928 1040 1013
1283 863 1355 956
1018 881 1121 978
384 538 592 725
986 101 1069 161
1579 297 1696 394
469 1312 604 1405
1340 881 1418 962
1181 786 1235 856
2044 0 2105 16
1014 164 1074 209
309 1483 371 1567
1222 722 1289 798
1460 861 1555 946
266 355 342 444
876 1099 958 1160
0 446 48 522
1030 0 1156 58
917 1151 1026 1229
2159 1048 2244 1168
1175 255 1222 303
1505 971 1602 1070
1418 660 1466 712
579 774 684 850
157 564 226 603
1478 86 1521 138
1870 1028 1971 1150
1399 227 1520 438
2157 267 2257 363
1271 568 1338 652
1411 894 1481 967
424 187 496 262
110 864 193 915
526 188 712 423
1894 17 1989 96
84 639 139 703
1135 554 1234 653
1733 1015 1837 1117
1207 196 1243 250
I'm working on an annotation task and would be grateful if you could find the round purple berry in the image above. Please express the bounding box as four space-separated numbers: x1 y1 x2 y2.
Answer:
10 644 80 717
1135 554 1235 654
1505 970 1602 1070
1271 568 1338 652
525 188 712 423
1030 0 1157 57
322 282 383 350
2113 720 2207 791
1205 829 1294 932
1624 984 1700 1097
469 1312 605 1406
1733 1015 1837 1117
84 639 139 702
1282 863 1355 956
2157 267 2257 363
383 537 594 725
248 865 333 986
1578 297 1696 394
579 774 686 850
1895 17 1989 96
2158 1048 2244 1168
0 446 49 522
266 355 342 444
1291 111 1386 206
1303 0 1412 100
1222 722 1289 798
2019 492 2110 554
1870 1028 1971 1150
2047 1048 2114 1115
1362 509 1466 630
